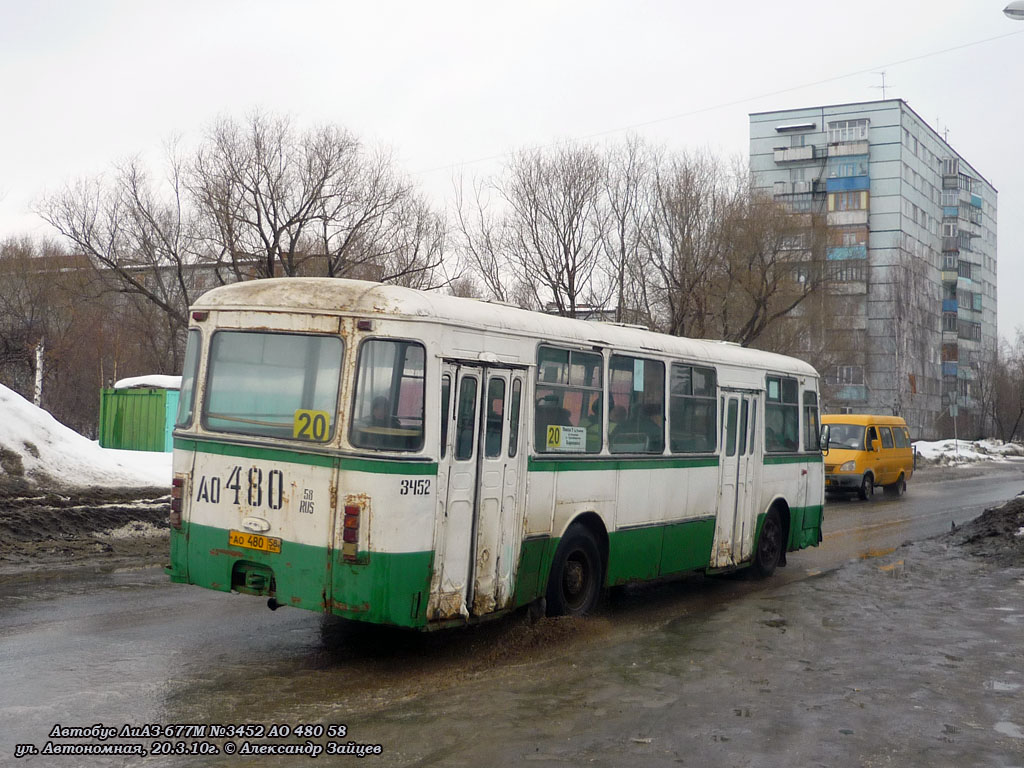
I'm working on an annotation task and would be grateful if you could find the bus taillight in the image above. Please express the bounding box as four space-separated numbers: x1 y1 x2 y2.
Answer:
170 474 186 528
342 504 360 561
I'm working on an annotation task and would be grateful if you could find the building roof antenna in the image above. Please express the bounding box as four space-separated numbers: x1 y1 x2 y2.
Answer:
871 71 891 100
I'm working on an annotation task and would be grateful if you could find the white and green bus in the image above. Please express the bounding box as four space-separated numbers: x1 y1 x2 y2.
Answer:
167 278 824 629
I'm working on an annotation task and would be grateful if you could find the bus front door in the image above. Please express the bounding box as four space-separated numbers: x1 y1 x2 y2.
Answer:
430 363 527 621
713 390 759 568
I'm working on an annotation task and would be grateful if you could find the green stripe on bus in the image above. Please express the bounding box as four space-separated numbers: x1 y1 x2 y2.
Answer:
174 438 438 475
764 454 824 465
606 517 718 584
528 456 719 472
168 521 434 628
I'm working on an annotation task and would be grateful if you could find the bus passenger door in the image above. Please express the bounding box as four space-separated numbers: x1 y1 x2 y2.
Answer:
429 364 528 620
470 369 527 616
712 390 758 568
430 364 481 620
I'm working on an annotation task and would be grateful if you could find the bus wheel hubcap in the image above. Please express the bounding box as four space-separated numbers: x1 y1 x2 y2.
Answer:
565 559 584 595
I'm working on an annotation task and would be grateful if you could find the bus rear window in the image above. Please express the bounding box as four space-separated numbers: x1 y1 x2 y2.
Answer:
176 329 201 428
351 340 425 452
203 331 343 441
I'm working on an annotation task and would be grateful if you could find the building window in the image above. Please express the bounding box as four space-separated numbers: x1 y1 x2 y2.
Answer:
828 262 865 282
837 366 864 385
832 191 867 211
827 119 869 143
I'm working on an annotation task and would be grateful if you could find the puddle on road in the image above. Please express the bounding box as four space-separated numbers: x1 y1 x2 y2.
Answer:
994 721 1024 739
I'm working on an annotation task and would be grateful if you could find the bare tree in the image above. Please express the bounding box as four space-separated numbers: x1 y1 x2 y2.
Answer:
190 113 357 278
601 136 651 324
498 144 608 317
715 185 828 346
639 150 736 338
36 155 199 356
453 175 516 304
989 334 1024 442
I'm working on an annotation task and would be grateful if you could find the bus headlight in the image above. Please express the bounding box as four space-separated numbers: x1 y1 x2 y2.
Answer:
839 461 856 472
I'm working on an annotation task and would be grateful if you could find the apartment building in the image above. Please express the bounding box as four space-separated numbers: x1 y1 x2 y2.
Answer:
749 99 997 439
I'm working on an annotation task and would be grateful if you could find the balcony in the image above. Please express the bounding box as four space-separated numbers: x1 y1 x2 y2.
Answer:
942 362 958 377
940 270 959 283
825 175 870 193
827 245 867 261
827 210 868 226
773 145 816 163
828 140 869 157
773 180 815 195
942 299 958 313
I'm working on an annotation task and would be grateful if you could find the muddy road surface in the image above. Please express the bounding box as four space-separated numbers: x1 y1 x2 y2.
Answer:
1 463 1023 766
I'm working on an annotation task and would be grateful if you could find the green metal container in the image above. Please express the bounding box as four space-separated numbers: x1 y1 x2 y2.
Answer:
98 387 180 452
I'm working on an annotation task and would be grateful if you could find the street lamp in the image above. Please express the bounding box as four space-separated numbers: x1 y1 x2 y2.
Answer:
1005 1 1024 19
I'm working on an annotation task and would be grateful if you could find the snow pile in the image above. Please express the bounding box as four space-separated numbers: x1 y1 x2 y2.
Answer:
913 438 1024 466
114 375 181 390
0 384 171 490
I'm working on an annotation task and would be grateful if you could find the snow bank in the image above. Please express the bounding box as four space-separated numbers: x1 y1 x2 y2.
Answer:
0 384 171 490
113 375 181 390
913 438 1024 465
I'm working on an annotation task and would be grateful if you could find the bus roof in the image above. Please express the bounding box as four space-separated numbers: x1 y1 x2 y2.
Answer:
194 278 818 378
821 414 907 426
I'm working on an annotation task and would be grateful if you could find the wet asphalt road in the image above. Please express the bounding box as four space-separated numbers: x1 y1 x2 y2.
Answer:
2 462 1023 766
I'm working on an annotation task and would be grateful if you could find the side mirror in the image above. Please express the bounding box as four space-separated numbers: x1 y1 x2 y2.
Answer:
866 436 875 452
819 424 830 455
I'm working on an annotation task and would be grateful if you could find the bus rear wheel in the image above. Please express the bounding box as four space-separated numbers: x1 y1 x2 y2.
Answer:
546 525 603 617
753 508 783 578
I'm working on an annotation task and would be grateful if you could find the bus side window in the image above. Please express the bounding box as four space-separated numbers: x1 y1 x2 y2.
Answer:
508 379 522 458
440 374 451 458
748 400 758 456
725 399 739 456
766 375 799 452
737 399 748 455
455 376 478 461
484 377 506 458
803 391 819 452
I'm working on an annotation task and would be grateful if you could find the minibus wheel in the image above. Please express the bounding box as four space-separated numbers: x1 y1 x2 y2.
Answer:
885 474 906 497
546 525 603 616
858 473 874 501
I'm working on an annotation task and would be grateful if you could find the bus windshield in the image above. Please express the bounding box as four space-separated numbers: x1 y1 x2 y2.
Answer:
828 423 865 450
203 331 343 441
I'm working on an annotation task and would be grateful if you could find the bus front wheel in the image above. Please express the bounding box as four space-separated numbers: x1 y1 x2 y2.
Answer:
546 525 603 617
753 508 783 578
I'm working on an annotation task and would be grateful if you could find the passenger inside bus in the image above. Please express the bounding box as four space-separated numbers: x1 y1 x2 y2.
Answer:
356 395 405 449
578 396 603 453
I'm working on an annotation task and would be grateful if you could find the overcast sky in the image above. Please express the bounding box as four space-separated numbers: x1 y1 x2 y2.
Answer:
2 0 1021 337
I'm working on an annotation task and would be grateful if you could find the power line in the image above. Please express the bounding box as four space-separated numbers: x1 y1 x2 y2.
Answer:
414 28 1024 176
